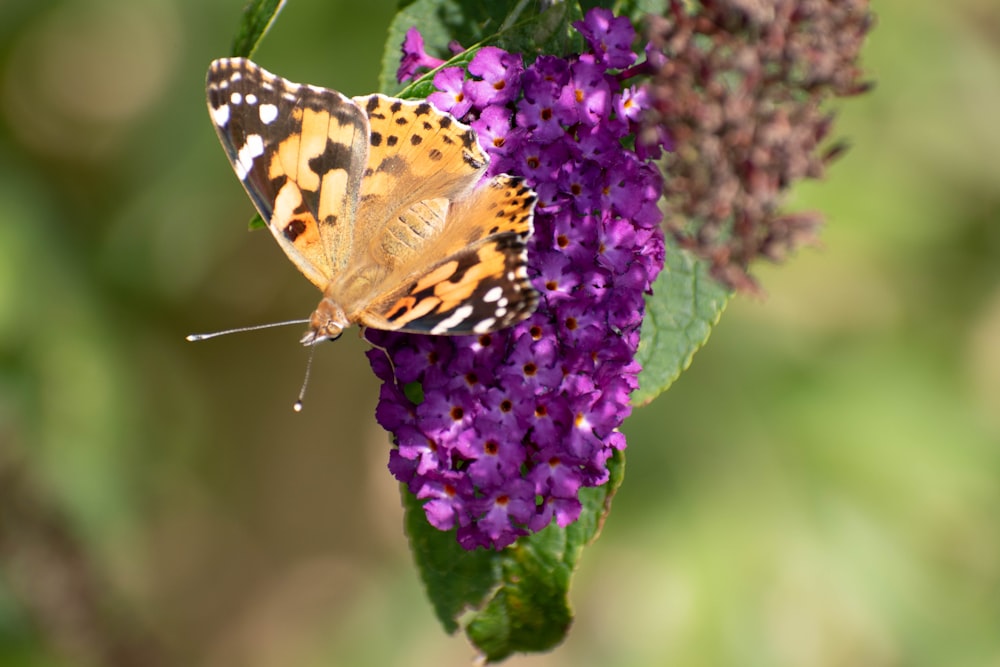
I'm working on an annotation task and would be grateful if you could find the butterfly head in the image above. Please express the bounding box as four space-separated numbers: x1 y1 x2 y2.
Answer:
302 297 349 346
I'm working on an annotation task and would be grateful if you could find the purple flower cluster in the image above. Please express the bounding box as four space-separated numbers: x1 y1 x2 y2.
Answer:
366 9 668 550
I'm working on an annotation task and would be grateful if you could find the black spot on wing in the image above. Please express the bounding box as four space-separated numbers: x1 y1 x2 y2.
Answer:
375 155 406 174
494 231 528 253
308 139 356 174
441 253 478 285
268 173 288 192
284 219 307 241
462 151 485 169
207 86 225 111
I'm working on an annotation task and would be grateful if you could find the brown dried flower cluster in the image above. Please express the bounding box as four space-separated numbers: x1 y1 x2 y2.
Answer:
643 0 874 291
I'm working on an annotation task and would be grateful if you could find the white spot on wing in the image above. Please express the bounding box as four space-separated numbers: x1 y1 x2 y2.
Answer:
230 92 242 105
483 286 504 303
473 318 496 333
211 104 230 127
235 134 264 180
259 103 278 125
430 305 474 334
245 93 257 105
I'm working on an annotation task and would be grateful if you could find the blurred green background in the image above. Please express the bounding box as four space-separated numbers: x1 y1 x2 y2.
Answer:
2 0 999 665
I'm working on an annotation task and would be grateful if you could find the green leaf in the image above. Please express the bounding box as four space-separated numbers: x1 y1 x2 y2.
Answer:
379 0 584 95
402 489 498 635
402 381 425 405
228 0 287 59
633 240 731 406
404 449 625 662
248 213 266 231
489 1 584 58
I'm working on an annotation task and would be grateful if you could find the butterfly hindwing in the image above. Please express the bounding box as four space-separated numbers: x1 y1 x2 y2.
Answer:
206 58 369 288
359 231 536 335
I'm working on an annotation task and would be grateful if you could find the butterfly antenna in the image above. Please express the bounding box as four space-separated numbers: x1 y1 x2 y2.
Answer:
186 319 310 341
293 341 319 413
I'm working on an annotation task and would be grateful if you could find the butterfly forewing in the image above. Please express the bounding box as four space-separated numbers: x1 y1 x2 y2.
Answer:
350 96 489 262
355 94 488 203
437 174 536 249
206 58 369 288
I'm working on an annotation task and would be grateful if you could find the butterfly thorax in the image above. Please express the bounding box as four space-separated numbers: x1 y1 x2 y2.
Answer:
303 264 388 344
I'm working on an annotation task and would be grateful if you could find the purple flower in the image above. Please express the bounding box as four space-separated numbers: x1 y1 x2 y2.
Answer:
522 55 571 100
532 493 583 530
573 7 637 69
471 105 525 161
558 58 612 127
465 478 536 549
516 94 568 142
379 9 666 550
614 85 647 122
428 67 472 118
418 471 473 531
397 26 445 83
464 46 523 106
467 432 526 489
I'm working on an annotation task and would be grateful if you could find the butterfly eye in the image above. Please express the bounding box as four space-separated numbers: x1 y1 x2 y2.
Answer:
304 298 348 346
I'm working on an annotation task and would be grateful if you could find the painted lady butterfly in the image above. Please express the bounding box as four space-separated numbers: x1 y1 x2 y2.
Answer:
204 58 538 345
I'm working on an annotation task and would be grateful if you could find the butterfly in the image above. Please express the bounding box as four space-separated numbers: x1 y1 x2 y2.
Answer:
204 58 538 346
